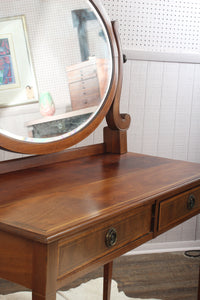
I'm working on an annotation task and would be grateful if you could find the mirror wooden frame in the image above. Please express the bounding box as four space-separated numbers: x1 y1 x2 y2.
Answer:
0 0 130 155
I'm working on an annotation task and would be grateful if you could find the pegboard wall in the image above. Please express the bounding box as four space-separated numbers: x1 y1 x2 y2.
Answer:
102 0 200 54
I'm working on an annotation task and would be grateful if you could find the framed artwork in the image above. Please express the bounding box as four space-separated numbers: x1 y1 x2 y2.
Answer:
0 16 38 107
0 34 20 90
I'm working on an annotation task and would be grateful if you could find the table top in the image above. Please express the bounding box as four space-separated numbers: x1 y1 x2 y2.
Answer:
0 152 200 243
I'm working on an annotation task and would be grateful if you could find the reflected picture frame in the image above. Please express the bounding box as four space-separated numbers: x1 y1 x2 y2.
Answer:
0 34 20 90
0 16 38 107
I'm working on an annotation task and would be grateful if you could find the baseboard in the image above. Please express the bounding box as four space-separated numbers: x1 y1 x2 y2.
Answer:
125 240 200 255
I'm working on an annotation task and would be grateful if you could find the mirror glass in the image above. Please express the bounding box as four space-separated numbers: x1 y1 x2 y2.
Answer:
0 0 112 143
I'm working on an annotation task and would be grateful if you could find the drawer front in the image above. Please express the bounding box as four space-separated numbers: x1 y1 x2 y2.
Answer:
69 77 100 110
158 186 200 232
67 66 97 83
57 204 152 279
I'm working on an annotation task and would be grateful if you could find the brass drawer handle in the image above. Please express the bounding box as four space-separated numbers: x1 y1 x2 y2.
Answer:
105 228 117 248
187 194 196 210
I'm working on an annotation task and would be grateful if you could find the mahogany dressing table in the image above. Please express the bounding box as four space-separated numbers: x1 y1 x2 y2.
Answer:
0 1 200 299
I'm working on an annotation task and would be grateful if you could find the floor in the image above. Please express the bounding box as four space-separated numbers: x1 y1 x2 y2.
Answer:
0 252 199 300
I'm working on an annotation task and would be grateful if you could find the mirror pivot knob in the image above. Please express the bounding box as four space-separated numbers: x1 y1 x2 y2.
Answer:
123 54 127 63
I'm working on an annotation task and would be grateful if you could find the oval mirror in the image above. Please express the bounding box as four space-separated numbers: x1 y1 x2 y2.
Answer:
0 0 116 154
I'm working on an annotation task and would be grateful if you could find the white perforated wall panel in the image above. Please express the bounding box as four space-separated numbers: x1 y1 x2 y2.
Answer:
102 0 200 54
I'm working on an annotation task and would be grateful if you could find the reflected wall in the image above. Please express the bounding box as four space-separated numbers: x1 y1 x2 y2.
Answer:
0 0 112 140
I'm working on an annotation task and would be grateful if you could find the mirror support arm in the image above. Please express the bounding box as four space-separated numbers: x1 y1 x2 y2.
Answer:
105 21 131 132
104 21 131 154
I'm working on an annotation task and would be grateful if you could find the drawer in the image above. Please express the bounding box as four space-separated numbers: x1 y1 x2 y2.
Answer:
57 204 152 279
67 66 97 83
158 186 200 232
69 77 101 110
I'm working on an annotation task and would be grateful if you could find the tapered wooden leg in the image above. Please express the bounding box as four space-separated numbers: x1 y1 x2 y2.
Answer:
198 265 200 300
103 261 113 300
32 242 57 300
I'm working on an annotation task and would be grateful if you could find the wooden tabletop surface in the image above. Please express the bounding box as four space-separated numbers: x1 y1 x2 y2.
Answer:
0 153 200 243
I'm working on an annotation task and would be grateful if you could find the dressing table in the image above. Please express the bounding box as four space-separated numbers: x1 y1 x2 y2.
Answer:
0 1 200 300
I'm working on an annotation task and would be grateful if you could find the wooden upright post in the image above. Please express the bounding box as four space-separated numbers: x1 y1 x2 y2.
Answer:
32 242 57 300
104 127 127 154
103 262 113 300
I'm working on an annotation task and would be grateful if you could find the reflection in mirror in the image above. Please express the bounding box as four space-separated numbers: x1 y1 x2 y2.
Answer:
0 0 112 142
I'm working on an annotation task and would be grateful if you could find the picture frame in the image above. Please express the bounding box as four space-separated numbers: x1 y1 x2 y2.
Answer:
0 16 38 107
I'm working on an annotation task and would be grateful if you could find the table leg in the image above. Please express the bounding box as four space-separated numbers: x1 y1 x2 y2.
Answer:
32 291 56 300
198 265 200 300
32 242 57 300
103 261 113 300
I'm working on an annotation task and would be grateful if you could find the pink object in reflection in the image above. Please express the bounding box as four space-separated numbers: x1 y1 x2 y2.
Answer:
39 92 55 116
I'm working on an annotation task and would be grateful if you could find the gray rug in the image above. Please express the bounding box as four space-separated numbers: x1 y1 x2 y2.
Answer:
0 278 161 300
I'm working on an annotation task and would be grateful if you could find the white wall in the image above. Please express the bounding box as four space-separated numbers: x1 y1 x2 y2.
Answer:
121 60 200 253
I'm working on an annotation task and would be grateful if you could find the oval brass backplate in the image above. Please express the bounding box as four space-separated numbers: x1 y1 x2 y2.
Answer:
187 194 196 210
105 227 117 248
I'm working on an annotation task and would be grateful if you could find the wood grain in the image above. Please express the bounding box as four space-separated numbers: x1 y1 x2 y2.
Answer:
104 126 128 154
0 231 33 289
158 186 200 233
0 153 200 243
103 262 113 300
57 204 152 279
32 242 58 299
0 144 105 175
